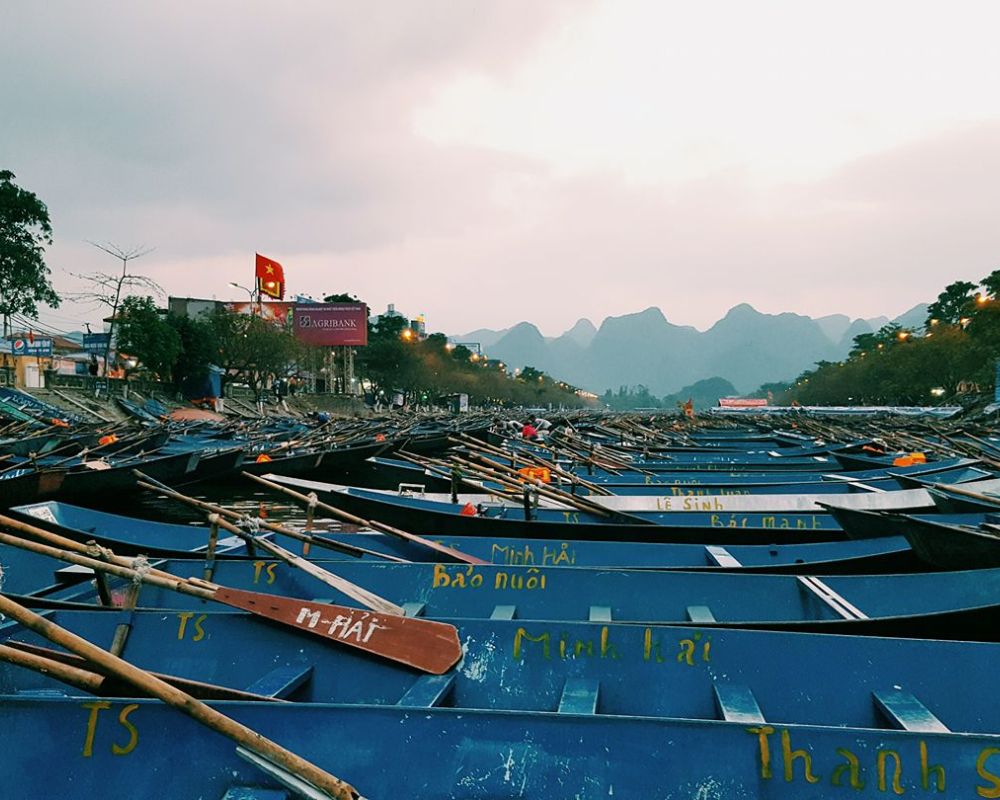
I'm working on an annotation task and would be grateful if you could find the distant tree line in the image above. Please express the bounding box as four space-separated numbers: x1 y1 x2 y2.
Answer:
114 296 589 407
769 272 1000 406
601 377 738 411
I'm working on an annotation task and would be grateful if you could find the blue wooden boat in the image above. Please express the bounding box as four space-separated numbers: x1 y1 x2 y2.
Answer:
0 450 201 509
373 485 935 514
822 504 995 541
34 557 1000 640
5 501 918 574
895 513 1000 570
368 455 993 496
2 612 1000 798
926 482 1000 514
267 476 850 543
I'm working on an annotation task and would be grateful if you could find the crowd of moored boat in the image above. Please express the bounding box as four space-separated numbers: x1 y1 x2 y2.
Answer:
3 393 1000 798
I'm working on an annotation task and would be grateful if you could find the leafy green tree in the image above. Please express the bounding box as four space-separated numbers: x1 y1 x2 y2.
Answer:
210 307 301 397
322 292 361 303
980 270 1000 299
0 170 59 334
114 295 181 379
927 280 976 326
168 312 216 389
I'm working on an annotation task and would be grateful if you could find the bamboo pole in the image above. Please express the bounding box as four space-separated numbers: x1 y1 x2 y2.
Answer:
134 474 406 563
242 472 488 565
0 593 363 800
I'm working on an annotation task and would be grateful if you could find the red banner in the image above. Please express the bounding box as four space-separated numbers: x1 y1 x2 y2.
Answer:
293 303 368 346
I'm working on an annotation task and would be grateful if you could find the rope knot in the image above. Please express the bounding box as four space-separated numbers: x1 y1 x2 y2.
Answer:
131 555 151 586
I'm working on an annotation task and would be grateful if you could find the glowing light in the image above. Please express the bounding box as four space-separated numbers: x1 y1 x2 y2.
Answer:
897 331 910 341
930 387 946 396
401 328 414 341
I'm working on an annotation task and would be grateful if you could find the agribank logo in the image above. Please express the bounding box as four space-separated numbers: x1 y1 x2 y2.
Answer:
297 315 359 329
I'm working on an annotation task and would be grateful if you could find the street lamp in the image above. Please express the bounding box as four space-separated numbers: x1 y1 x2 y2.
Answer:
229 282 255 302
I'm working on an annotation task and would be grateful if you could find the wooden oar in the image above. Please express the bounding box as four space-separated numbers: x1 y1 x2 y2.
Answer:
0 592 365 800
204 512 405 616
133 472 407 563
0 519 461 675
451 434 613 496
448 453 656 525
243 472 489 566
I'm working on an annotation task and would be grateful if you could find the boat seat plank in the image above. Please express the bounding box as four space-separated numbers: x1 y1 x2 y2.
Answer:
402 602 426 618
713 683 766 724
54 564 95 579
686 605 716 623
704 545 742 568
222 788 289 800
557 678 599 715
490 604 516 620
589 605 612 622
245 665 313 699
236 747 330 800
874 689 950 733
797 576 868 620
397 673 456 708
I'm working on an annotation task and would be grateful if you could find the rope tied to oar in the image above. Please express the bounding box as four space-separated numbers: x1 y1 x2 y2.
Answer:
130 555 151 587
238 514 261 534
85 541 116 562
306 491 319 509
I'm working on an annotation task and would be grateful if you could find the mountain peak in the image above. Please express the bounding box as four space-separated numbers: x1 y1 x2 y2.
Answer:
563 318 597 346
723 303 761 319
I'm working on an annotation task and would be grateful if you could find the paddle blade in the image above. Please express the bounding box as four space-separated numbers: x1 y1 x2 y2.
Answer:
214 588 461 675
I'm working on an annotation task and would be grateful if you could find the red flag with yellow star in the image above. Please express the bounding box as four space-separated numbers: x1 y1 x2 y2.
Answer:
255 253 285 299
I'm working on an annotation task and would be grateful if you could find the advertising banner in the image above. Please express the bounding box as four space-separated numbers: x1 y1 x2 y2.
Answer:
223 301 295 327
293 303 368 346
8 337 53 357
83 333 111 353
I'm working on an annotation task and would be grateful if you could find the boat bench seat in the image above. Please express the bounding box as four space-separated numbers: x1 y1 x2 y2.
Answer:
704 545 742 568
402 602 426 617
222 788 289 800
797 576 868 620
874 689 950 733
245 665 313 699
588 605 612 622
490 605 516 620
713 683 766 724
686 605 716 623
235 746 331 800
54 564 95 582
398 673 456 708
558 678 599 715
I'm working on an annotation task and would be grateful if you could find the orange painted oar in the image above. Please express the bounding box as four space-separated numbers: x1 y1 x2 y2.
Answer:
215 588 461 675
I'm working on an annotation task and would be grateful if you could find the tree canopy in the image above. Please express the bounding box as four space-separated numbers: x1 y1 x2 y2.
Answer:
774 268 1000 406
114 295 181 379
0 170 59 327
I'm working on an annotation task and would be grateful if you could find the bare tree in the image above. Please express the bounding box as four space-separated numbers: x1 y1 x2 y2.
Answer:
71 241 159 375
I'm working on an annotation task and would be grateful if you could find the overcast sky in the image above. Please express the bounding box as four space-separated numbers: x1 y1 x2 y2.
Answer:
4 1 1000 338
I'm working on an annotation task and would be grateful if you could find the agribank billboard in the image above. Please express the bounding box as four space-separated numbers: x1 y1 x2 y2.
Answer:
293 303 368 346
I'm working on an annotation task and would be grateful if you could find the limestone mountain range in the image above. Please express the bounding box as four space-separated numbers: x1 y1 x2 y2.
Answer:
453 303 928 397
